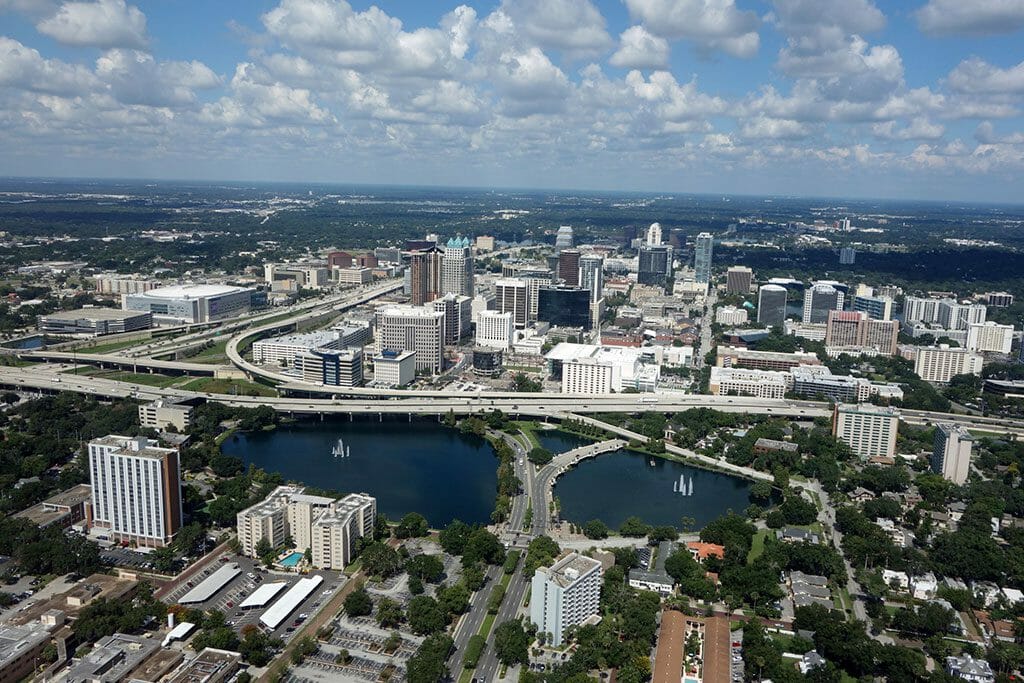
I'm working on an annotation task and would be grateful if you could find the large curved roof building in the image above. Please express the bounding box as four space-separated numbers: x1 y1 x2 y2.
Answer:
124 283 255 324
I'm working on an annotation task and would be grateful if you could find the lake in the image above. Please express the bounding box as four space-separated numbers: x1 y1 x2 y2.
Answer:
223 417 498 528
555 449 754 530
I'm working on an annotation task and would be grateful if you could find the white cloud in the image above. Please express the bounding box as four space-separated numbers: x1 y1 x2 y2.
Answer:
37 0 147 49
201 62 333 128
95 49 220 107
947 57 1024 95
499 0 613 58
740 116 810 139
915 0 1024 36
872 117 944 140
0 36 97 95
624 0 760 58
627 70 726 123
491 47 571 116
609 26 670 69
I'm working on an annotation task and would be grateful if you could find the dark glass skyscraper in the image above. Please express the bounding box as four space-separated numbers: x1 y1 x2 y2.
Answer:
537 286 592 330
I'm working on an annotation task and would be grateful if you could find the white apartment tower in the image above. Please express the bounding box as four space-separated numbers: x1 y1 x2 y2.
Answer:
529 553 603 646
966 322 1014 354
832 404 899 459
932 424 974 485
89 435 182 548
914 345 984 383
375 305 445 373
310 493 376 570
476 310 515 350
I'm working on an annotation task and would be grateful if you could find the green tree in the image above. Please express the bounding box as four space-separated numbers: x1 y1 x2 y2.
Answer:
395 512 430 539
406 634 452 683
583 519 609 539
438 519 472 555
619 516 651 537
493 620 530 666
438 582 470 617
408 596 447 635
527 447 553 466
406 554 445 583
344 586 373 617
360 542 402 577
376 597 404 628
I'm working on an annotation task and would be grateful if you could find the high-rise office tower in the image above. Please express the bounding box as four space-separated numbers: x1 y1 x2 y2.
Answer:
529 553 603 646
537 286 592 330
475 311 515 350
521 270 553 321
726 266 753 294
645 222 662 245
558 249 581 287
432 293 472 344
408 247 443 305
852 294 893 320
441 236 474 297
375 305 445 373
638 244 672 286
579 255 604 303
89 435 182 548
824 310 898 354
803 283 844 324
839 247 856 265
495 278 529 328
931 424 974 485
694 232 713 284
555 225 574 251
757 284 788 328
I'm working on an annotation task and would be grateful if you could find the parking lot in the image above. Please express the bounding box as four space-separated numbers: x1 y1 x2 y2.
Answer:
161 553 347 643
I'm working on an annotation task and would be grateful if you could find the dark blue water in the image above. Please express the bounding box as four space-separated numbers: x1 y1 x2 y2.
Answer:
555 450 753 530
223 418 498 528
3 335 47 349
532 429 593 454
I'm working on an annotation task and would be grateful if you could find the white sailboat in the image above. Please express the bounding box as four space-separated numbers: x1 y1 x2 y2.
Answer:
687 477 694 496
332 438 344 458
672 479 678 493
678 474 686 495
345 445 351 458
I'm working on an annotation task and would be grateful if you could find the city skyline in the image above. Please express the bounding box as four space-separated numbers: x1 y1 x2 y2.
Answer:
0 0 1023 202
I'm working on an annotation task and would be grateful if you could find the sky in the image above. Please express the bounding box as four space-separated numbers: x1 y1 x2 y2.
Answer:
1 0 1024 202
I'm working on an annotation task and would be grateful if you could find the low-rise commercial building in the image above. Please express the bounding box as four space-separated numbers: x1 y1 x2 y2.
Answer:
38 307 152 336
372 349 416 387
13 483 92 529
546 343 660 394
138 397 200 432
0 624 54 683
709 366 789 399
716 345 821 371
530 553 603 646
253 328 367 366
715 305 748 326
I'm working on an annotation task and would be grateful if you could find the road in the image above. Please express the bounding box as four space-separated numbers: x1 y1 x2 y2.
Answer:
449 565 502 674
473 557 529 682
530 439 626 534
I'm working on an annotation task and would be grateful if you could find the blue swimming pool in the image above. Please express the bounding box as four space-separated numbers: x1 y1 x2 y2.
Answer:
280 552 303 567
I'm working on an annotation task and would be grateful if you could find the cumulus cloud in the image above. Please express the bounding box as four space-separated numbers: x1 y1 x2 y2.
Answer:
37 0 147 49
947 57 1024 95
915 0 1024 36
609 26 670 69
499 0 613 59
95 49 220 107
0 36 97 95
624 0 760 58
201 62 333 128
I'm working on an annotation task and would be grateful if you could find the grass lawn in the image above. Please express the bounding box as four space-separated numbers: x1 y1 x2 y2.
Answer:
75 337 151 354
477 613 496 638
94 371 184 387
187 339 230 364
504 365 541 374
458 669 475 683
748 529 769 563
181 377 277 397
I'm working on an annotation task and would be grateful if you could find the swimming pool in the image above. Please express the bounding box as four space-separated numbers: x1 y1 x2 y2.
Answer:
279 552 303 567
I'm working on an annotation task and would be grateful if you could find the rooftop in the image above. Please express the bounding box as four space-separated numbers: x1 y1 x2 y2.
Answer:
0 624 51 667
138 284 249 299
542 552 602 589
91 434 177 460
41 307 148 321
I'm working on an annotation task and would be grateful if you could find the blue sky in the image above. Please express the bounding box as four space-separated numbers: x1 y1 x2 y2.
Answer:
1 0 1023 201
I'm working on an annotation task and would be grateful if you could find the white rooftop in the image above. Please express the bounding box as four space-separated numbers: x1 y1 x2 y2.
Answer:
178 564 241 604
141 284 248 299
239 582 288 609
